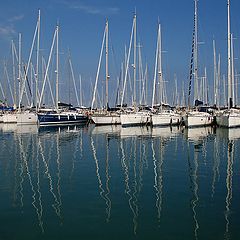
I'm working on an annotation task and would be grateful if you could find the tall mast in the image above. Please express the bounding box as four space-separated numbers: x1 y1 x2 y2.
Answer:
151 23 161 109
187 0 198 108
18 33 22 110
217 54 221 107
79 74 83 107
133 13 137 106
105 20 109 109
11 40 16 109
56 25 59 112
194 0 199 103
120 15 135 108
158 24 163 106
36 9 40 111
91 23 106 110
227 0 232 108
213 39 217 105
231 33 235 106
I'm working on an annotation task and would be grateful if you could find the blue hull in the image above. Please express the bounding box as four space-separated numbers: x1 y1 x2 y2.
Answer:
38 113 88 125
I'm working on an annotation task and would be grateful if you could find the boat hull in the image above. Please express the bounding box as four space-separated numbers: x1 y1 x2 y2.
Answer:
17 112 38 125
91 114 121 125
2 113 17 123
216 109 240 128
38 112 88 126
183 112 213 127
151 112 180 126
120 112 151 127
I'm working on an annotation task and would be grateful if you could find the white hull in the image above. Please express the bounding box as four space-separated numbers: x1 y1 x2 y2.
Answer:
183 111 213 127
2 113 17 123
216 109 240 128
120 112 151 127
151 112 181 126
91 114 121 125
17 112 38 125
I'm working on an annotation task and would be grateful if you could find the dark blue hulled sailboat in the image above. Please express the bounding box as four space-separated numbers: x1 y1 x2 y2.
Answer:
38 110 88 125
37 25 88 126
38 103 88 126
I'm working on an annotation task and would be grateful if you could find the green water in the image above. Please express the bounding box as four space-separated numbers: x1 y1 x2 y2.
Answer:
0 124 240 240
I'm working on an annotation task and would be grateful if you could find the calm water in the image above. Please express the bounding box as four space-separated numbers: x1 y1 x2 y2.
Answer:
0 123 240 240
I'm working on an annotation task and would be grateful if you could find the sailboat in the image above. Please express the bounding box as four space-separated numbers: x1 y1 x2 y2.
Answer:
216 0 240 128
90 20 121 125
37 25 88 126
151 23 181 126
17 10 40 125
120 13 151 127
183 0 213 127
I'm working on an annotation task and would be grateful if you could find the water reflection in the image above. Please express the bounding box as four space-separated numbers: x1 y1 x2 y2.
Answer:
151 139 163 225
90 134 112 222
212 134 220 198
2 125 87 235
225 140 234 239
187 139 200 240
0 125 240 239
120 137 139 234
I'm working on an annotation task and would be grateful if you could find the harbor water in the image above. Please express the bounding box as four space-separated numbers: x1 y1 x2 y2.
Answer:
0 123 240 239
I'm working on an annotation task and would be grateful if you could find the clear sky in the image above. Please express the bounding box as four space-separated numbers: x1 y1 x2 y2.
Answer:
0 0 240 107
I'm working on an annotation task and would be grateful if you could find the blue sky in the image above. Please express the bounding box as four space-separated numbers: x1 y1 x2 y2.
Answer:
0 0 240 107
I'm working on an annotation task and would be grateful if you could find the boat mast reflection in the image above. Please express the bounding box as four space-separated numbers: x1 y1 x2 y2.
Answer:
120 138 138 234
90 134 112 222
151 138 163 225
187 141 199 240
18 134 44 233
224 140 234 239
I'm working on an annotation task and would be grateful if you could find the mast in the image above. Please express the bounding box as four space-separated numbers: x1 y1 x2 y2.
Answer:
18 33 22 110
56 25 59 112
217 54 221 107
187 1 197 109
11 40 16 109
158 24 163 107
231 33 235 106
213 39 217 105
105 20 109 109
133 13 137 106
120 15 135 108
194 0 199 103
227 0 232 108
36 9 40 111
151 23 160 109
91 22 106 110
79 74 83 107
204 67 207 105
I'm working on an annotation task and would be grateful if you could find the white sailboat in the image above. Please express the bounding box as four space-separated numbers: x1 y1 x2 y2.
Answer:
91 20 121 125
183 0 213 127
151 23 180 126
120 14 151 127
216 0 240 128
17 10 40 125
